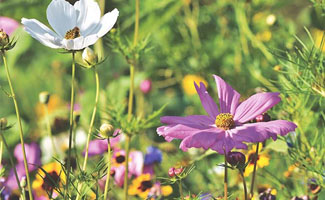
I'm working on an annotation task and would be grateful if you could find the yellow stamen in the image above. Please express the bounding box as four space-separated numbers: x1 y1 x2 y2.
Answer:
64 27 80 40
215 113 235 130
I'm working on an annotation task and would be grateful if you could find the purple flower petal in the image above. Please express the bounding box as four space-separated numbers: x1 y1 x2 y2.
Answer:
194 82 219 118
210 131 248 154
234 92 281 123
229 120 297 143
14 142 41 169
157 124 213 142
161 115 214 126
180 131 219 151
129 151 143 177
214 75 240 115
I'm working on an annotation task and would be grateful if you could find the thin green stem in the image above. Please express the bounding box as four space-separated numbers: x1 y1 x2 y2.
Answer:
64 52 76 199
82 67 99 170
250 142 260 199
1 51 33 200
240 170 248 200
21 188 26 200
178 180 184 200
44 104 57 157
103 138 111 200
224 154 228 200
0 130 22 193
123 0 139 199
123 135 131 200
76 67 100 200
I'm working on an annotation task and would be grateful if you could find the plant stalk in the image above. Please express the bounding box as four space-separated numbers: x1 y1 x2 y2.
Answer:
76 67 100 200
179 180 184 200
1 51 33 200
44 104 57 157
224 154 228 200
123 0 140 198
250 142 260 199
103 138 111 200
64 52 76 199
240 170 248 200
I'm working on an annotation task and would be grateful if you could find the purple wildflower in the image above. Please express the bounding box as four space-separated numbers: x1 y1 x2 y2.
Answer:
157 75 297 154
5 142 41 190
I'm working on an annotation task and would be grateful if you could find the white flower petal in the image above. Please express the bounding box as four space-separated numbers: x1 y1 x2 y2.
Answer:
74 0 101 36
88 8 119 38
46 0 77 38
62 36 86 50
21 18 62 49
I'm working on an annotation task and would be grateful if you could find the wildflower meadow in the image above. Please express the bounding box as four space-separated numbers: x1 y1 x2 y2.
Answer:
0 0 324 199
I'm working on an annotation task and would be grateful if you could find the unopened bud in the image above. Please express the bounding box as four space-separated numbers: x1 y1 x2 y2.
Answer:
0 29 9 47
99 123 114 138
226 151 246 169
174 167 184 176
140 79 152 94
39 91 50 104
0 118 7 130
82 47 98 66
168 167 175 177
20 176 26 188
73 111 81 124
255 113 271 122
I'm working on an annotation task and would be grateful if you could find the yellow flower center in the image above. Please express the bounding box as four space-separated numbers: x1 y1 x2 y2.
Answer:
215 113 235 130
64 27 80 39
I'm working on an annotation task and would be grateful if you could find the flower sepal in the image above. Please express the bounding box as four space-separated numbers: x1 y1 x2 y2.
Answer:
0 29 17 52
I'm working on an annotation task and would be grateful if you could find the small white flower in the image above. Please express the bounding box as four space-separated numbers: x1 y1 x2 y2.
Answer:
21 0 118 50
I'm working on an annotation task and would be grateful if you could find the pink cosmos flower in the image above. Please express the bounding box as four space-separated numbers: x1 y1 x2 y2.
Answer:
0 16 19 35
157 75 297 154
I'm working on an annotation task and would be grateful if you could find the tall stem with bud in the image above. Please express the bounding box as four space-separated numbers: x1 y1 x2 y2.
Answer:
64 51 76 199
1 51 33 200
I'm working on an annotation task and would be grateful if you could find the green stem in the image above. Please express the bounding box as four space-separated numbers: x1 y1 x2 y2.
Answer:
82 67 99 170
76 67 100 200
44 104 57 157
123 0 139 198
0 140 3 166
1 51 33 200
240 170 248 200
250 142 260 199
21 188 26 200
0 130 22 193
224 153 228 200
103 138 111 200
64 52 76 199
123 135 131 200
178 180 184 200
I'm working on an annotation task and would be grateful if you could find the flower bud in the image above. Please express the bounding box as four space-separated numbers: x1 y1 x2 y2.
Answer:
174 167 184 176
255 113 271 122
0 118 7 130
0 29 9 47
226 151 246 169
168 167 175 177
73 111 81 124
20 176 27 188
39 91 50 104
99 123 114 138
82 47 98 66
140 79 152 94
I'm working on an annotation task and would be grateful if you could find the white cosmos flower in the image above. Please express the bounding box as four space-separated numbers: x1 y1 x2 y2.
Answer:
21 0 118 50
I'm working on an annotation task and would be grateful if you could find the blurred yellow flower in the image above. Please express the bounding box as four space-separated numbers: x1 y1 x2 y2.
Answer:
36 94 64 118
182 74 208 95
256 31 272 42
128 174 152 198
32 162 66 199
313 28 325 52
283 164 299 177
244 143 270 177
